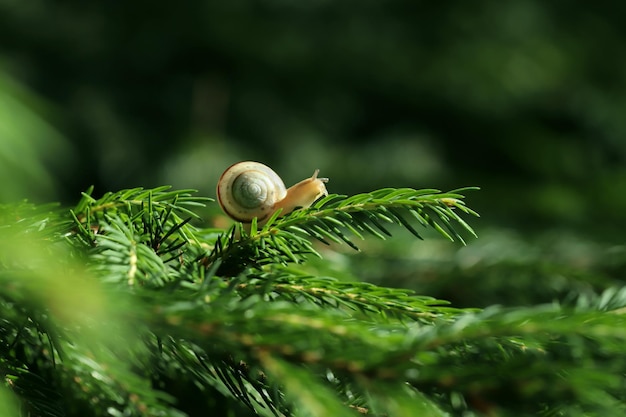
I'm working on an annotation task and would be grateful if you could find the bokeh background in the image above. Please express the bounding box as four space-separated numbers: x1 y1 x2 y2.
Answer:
2 1 626 308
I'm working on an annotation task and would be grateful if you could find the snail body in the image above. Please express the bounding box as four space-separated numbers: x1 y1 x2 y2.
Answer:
217 161 328 223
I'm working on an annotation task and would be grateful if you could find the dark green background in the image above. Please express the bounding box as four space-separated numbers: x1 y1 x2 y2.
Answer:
3 1 626 234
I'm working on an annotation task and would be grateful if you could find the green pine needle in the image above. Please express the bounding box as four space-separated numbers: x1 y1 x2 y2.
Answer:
207 187 479 276
6 184 625 417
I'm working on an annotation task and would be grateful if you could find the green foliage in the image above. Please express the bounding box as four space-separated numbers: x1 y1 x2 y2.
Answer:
3 4 626 415
208 188 477 276
1 185 626 417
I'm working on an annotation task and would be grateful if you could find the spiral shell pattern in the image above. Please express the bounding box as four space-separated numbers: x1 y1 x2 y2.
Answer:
217 161 287 222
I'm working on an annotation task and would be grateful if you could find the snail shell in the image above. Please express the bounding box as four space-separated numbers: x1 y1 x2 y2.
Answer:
217 161 328 223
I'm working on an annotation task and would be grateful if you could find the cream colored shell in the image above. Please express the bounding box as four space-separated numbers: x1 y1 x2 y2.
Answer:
217 161 328 223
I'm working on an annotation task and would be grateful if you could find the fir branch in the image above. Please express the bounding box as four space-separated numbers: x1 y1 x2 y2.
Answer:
150 336 289 417
70 186 211 247
356 379 448 417
91 215 173 287
5 182 626 417
0 201 72 241
0 186 483 417
258 354 358 417
145 288 626 416
207 188 479 276
235 270 467 323
0 312 64 417
405 303 626 353
153 297 408 374
304 187 479 243
57 340 183 417
67 186 215 287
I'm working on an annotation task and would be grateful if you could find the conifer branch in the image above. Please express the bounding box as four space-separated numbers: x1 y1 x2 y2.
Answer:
148 291 626 415
235 270 466 323
70 186 211 247
207 188 479 276
7 184 626 417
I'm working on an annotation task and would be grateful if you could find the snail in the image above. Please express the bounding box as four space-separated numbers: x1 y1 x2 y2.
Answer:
217 161 329 223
